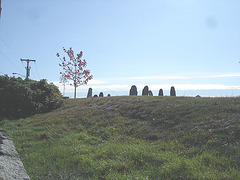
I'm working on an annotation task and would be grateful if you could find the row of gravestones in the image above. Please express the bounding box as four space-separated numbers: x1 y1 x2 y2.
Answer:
130 85 176 96
87 86 176 97
87 88 111 97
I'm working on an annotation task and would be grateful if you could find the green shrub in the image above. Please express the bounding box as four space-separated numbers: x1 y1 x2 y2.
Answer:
0 75 63 119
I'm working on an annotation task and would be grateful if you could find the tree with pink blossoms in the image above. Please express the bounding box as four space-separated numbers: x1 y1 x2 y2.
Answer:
57 47 93 98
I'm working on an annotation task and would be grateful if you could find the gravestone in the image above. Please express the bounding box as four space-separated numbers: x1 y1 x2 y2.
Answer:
158 89 163 96
87 88 92 98
129 85 138 95
99 92 104 97
170 86 176 96
148 90 153 96
107 94 111 97
142 86 149 96
93 94 98 97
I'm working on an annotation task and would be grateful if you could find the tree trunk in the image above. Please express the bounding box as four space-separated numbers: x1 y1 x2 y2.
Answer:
74 85 77 98
74 64 77 98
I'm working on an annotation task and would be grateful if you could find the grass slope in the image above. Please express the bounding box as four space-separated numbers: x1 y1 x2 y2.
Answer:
1 96 240 179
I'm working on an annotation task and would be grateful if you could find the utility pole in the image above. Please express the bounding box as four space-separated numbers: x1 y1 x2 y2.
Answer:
20 59 36 79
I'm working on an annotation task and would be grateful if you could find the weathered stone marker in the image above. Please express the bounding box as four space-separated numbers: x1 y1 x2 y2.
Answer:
129 85 138 96
148 90 153 96
99 92 104 97
170 86 176 96
142 86 149 96
0 132 30 180
158 89 163 96
87 87 92 98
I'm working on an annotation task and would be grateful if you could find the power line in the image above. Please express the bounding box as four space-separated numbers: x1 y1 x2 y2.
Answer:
34 61 41 80
30 68 36 80
0 39 21 59
12 72 25 78
0 50 24 74
0 39 41 80
0 38 26 70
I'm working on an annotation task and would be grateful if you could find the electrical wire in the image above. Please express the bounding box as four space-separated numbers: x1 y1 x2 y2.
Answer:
0 39 42 80
0 38 25 70
34 61 41 80
30 67 36 80
0 39 21 59
0 50 24 74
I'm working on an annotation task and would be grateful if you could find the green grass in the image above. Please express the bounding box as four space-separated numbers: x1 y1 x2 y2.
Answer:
1 96 240 179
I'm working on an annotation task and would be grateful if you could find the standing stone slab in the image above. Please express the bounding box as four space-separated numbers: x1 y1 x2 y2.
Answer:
87 88 92 98
142 86 149 96
99 92 104 97
170 86 176 96
0 132 30 180
158 89 163 96
148 90 153 96
129 85 138 96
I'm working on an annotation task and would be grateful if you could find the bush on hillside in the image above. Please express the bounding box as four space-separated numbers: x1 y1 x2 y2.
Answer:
0 75 64 119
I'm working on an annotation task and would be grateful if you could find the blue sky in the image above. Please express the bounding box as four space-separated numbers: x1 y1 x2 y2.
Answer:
0 0 240 97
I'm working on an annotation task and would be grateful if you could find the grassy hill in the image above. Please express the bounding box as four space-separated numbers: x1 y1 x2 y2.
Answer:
1 96 240 179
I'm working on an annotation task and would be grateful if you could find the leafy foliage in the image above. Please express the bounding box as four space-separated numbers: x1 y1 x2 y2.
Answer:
0 75 63 119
